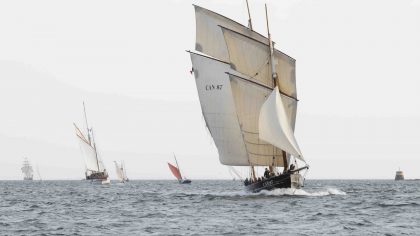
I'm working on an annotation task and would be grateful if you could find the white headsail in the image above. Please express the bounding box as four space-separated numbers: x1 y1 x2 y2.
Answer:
259 87 303 160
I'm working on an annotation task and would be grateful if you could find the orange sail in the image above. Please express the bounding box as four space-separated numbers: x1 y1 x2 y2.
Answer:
168 163 182 180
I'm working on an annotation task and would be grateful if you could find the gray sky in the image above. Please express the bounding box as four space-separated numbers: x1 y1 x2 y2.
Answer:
1 0 419 180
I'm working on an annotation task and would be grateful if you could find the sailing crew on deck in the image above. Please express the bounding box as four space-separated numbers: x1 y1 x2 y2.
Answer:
264 168 270 178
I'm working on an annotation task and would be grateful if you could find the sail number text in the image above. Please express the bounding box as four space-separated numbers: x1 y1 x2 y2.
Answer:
262 180 274 187
205 84 223 91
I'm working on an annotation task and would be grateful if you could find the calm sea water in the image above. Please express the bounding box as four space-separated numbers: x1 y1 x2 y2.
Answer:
0 180 419 235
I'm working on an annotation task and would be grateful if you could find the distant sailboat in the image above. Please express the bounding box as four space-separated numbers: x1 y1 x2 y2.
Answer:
189 2 309 192
21 157 34 181
395 168 404 180
74 102 109 183
168 154 191 184
114 161 129 183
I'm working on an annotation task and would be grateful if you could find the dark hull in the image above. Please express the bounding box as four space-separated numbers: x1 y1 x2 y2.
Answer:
395 176 404 180
180 179 191 184
23 177 33 181
86 172 108 180
245 173 304 193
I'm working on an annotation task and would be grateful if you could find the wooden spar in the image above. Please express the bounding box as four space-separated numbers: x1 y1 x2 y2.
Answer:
91 128 100 172
266 4 289 173
265 4 279 88
250 166 257 181
245 0 253 30
83 102 91 145
173 153 183 180
282 151 288 172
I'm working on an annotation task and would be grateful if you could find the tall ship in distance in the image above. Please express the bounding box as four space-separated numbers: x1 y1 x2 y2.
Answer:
189 2 309 192
21 157 34 181
395 168 404 180
114 161 129 183
74 102 109 182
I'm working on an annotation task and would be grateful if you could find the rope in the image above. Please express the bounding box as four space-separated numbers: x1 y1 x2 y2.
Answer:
250 56 271 80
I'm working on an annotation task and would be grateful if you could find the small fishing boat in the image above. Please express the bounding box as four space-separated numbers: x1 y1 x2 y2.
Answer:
168 154 191 184
74 102 109 183
114 161 129 183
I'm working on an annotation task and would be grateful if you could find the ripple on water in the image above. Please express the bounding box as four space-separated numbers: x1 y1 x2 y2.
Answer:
0 180 419 235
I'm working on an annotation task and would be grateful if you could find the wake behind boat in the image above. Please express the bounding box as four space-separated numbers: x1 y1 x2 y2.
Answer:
189 2 308 192
168 154 191 184
74 102 109 184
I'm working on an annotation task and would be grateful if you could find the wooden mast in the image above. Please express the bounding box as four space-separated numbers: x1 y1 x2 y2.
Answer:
245 0 253 31
173 153 183 180
245 0 257 181
83 102 91 145
265 4 288 173
91 128 101 172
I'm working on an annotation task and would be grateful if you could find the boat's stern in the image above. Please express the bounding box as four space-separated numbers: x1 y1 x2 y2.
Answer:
290 173 304 188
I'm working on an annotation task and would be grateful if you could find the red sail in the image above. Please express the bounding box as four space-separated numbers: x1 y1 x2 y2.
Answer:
168 163 182 180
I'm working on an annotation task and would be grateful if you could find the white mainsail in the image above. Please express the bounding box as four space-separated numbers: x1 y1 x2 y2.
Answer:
195 4 297 99
191 5 304 168
190 52 249 165
75 124 101 172
259 87 303 160
114 161 124 182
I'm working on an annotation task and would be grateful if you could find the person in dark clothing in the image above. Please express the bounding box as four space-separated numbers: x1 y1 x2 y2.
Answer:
264 168 270 179
244 178 249 186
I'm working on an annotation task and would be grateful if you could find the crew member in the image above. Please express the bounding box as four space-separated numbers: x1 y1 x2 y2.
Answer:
264 168 270 178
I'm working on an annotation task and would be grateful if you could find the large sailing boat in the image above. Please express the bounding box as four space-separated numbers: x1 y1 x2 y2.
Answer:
189 2 309 192
74 102 109 182
168 154 191 184
21 157 34 181
114 161 129 183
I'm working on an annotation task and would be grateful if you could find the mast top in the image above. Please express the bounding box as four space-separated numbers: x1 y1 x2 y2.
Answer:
82 102 91 144
245 0 253 31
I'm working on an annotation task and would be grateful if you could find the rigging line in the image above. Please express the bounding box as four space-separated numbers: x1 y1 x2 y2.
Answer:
249 55 271 80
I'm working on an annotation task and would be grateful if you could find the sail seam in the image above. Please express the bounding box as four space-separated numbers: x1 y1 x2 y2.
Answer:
227 72 298 101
